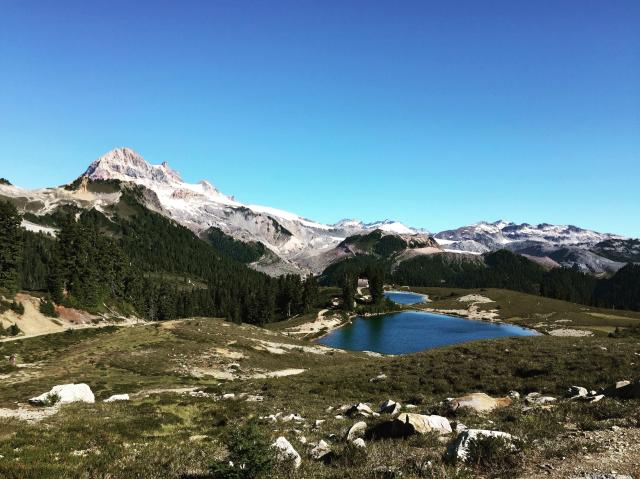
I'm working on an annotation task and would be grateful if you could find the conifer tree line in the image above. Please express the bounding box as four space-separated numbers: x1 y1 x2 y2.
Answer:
328 249 640 312
0 198 320 325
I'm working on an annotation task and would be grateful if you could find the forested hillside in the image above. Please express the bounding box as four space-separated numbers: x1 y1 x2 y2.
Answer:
0 187 319 325
323 249 640 312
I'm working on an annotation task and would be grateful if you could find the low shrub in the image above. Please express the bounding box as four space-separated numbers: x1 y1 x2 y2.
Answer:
209 422 274 479
464 435 524 476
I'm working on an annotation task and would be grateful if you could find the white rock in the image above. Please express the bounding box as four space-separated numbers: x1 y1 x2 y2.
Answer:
29 383 95 405
525 392 557 405
450 429 515 462
272 436 301 469
352 438 366 448
310 440 331 460
346 403 373 417
347 421 367 441
568 386 588 399
282 413 305 422
222 393 235 400
104 394 129 402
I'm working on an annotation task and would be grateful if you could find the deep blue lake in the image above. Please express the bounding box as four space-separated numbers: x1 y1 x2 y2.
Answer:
316 310 537 355
383 291 428 305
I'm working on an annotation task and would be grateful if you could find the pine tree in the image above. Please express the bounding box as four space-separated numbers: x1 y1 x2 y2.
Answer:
0 201 23 295
341 272 356 311
367 266 384 303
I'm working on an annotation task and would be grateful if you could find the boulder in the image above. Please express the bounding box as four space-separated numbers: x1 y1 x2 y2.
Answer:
281 413 305 422
379 399 401 415
369 413 451 438
508 390 520 400
29 383 95 405
449 429 515 462
352 438 366 448
346 421 367 441
310 440 331 460
346 403 374 417
104 394 129 402
603 379 640 399
568 386 588 399
448 393 511 413
525 392 557 405
271 437 301 469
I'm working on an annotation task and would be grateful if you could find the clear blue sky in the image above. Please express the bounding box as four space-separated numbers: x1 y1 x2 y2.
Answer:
1 1 639 236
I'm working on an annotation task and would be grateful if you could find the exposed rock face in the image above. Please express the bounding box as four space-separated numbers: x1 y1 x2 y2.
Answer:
448 393 511 413
29 383 95 405
271 436 301 469
449 429 516 462
435 220 627 274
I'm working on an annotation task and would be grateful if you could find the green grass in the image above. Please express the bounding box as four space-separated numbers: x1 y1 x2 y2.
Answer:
2 288 640 478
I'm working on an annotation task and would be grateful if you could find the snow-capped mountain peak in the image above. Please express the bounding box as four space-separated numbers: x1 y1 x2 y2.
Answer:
77 148 426 274
84 147 184 185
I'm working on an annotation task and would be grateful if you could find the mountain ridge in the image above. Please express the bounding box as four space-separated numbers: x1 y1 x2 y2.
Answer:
0 146 636 276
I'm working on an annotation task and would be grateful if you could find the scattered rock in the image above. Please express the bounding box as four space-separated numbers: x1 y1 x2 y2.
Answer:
282 413 305 422
271 436 301 469
310 440 331 460
352 438 366 448
508 390 520 400
448 392 511 413
347 421 367 441
379 399 401 415
568 386 588 399
369 413 451 438
314 419 325 428
570 475 633 479
603 379 640 399
370 373 387 382
222 393 235 400
449 429 516 462
346 403 374 418
525 392 557 405
104 394 129 402
29 383 95 405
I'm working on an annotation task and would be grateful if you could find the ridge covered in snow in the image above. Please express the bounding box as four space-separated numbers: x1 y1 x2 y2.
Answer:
2 147 634 276
80 148 422 273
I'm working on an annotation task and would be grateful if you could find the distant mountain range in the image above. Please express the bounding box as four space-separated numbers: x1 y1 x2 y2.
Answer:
0 147 636 276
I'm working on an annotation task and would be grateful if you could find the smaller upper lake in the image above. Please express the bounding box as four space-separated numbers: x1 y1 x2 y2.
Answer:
383 290 428 305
